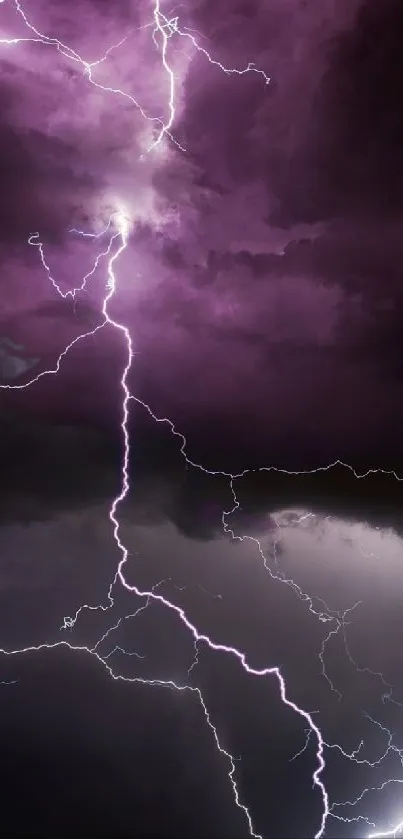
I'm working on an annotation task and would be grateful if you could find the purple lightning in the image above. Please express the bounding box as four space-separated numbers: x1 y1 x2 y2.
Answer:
1 1 402 837
28 216 114 300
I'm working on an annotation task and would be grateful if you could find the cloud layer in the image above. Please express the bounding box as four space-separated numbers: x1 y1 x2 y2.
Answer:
1 0 403 471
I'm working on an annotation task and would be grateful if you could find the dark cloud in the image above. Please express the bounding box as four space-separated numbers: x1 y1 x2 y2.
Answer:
2 393 403 561
34 297 101 326
0 118 91 246
2 0 403 473
315 0 403 218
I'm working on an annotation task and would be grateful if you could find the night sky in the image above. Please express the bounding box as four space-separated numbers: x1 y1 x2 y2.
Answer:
1 1 403 837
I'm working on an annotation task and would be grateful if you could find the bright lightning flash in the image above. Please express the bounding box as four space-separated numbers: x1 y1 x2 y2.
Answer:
368 821 403 838
0 2 400 838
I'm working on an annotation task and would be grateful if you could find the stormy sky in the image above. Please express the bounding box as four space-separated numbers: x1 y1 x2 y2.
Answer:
1 0 403 837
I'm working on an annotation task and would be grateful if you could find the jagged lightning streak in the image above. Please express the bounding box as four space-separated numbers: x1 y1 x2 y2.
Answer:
28 219 114 300
66 380 330 838
149 2 270 151
326 715 403 834
73 208 287 838
0 634 261 836
0 221 121 391
64 380 403 838
2 1 403 837
1 202 267 834
0 1 183 155
5 0 270 157
155 11 271 84
0 5 327 835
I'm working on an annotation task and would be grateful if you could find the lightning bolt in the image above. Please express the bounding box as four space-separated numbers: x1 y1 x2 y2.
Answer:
28 216 115 300
1 2 401 837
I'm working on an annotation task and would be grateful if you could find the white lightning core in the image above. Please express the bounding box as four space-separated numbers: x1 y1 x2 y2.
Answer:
0 2 401 838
